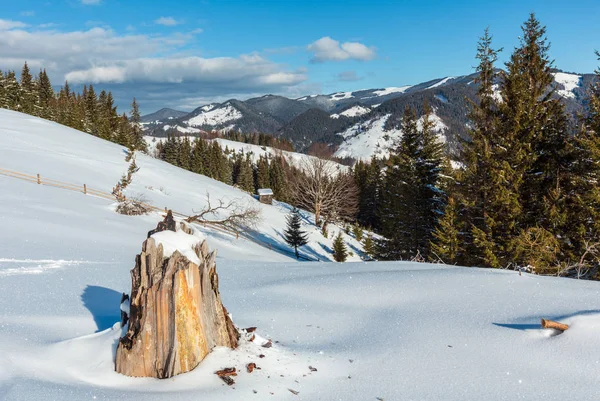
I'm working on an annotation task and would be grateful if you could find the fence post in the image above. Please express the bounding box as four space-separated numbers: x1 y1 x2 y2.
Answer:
37 174 41 184
83 184 87 194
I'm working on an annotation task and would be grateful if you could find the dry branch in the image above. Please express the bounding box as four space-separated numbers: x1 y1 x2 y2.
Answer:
541 319 569 331
186 192 262 231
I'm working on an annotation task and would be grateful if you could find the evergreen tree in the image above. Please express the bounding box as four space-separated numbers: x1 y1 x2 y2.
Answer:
130 98 146 152
284 208 308 259
332 232 348 262
3 71 20 110
37 70 54 119
354 156 381 229
19 62 36 114
377 105 446 260
457 27 505 267
84 84 98 136
362 235 375 259
269 156 289 202
255 155 270 190
431 196 462 264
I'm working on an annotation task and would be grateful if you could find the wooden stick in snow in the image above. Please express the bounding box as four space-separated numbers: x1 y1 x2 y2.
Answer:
541 319 569 331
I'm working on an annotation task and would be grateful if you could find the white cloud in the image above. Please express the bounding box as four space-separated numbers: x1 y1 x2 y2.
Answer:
0 22 307 112
307 36 376 63
155 17 182 27
80 0 102 5
0 19 28 30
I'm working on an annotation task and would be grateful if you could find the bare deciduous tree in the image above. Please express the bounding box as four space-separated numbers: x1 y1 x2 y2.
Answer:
186 192 262 231
290 158 358 226
556 240 600 279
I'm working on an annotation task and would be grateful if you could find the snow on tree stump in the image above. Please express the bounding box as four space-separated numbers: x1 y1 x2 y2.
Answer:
115 216 239 378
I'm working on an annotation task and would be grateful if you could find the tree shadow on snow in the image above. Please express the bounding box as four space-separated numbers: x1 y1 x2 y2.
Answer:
81 285 122 332
493 309 600 331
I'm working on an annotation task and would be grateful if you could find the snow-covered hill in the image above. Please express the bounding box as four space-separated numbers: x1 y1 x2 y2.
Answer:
552 72 582 99
1 109 600 400
334 112 448 161
144 136 348 174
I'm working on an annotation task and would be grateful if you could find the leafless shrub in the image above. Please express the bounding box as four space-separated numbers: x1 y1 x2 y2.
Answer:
116 194 152 216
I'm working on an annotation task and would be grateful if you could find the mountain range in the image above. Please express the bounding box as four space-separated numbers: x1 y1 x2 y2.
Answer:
141 70 596 160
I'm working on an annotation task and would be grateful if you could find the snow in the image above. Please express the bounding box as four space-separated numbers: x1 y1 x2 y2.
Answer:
151 230 206 265
371 86 412 97
185 103 243 127
434 93 449 103
553 72 582 99
213 138 348 174
162 124 201 134
257 188 273 196
330 105 371 119
427 76 455 89
329 91 354 101
1 109 599 400
334 112 448 161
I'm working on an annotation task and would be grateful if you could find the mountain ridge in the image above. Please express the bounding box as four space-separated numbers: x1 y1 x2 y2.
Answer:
141 69 597 158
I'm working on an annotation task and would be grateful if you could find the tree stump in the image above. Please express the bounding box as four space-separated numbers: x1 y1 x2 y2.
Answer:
115 224 239 378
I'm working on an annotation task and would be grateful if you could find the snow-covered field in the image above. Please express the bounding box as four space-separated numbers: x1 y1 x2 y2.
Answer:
1 109 599 400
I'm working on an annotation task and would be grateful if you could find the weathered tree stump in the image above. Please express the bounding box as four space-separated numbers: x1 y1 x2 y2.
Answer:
115 219 239 378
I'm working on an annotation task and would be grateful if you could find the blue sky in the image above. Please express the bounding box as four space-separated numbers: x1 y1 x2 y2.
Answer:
1 0 599 113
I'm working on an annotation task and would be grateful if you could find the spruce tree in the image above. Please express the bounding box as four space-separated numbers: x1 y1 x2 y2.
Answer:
37 70 54 119
377 106 420 260
362 235 375 259
19 62 36 114
255 155 270 190
431 196 462 264
269 156 289 202
3 71 20 110
332 232 348 262
457 27 505 267
284 208 308 259
377 105 446 260
130 98 146 152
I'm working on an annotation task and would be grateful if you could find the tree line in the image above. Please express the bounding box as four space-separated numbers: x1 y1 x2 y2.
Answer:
154 135 293 202
0 63 145 152
354 14 600 278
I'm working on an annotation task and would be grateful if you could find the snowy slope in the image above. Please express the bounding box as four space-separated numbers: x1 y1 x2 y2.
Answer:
2 109 600 401
0 109 362 263
144 135 348 174
185 103 243 127
330 105 371 119
553 72 582 99
334 112 448 161
213 138 348 173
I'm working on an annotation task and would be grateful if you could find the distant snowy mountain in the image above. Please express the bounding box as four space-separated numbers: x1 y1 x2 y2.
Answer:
140 107 188 123
142 70 596 157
